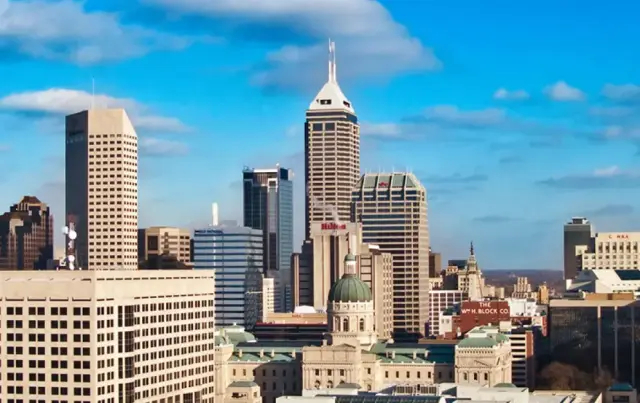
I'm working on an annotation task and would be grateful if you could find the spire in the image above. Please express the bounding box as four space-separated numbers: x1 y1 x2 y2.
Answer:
328 39 337 83
470 241 475 256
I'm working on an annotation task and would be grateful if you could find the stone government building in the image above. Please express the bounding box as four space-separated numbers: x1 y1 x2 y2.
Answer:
214 253 513 403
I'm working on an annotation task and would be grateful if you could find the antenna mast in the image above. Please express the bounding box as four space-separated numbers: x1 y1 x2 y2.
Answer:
328 40 337 83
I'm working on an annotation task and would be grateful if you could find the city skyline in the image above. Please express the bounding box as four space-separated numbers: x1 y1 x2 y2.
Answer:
2 1 640 269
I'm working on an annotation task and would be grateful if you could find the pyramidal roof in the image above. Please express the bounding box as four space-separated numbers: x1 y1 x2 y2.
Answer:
308 41 355 114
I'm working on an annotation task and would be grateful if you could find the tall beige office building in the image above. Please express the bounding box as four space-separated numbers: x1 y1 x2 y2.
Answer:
0 269 216 402
304 41 360 238
351 172 429 338
65 109 138 270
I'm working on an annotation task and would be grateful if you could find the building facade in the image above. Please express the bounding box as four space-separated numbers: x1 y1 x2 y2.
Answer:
0 269 216 402
212 253 512 403
577 232 640 272
193 224 263 328
291 223 394 339
351 173 429 338
0 196 53 270
137 226 191 265
243 166 294 304
564 217 593 280
549 298 640 387
304 42 360 239
65 109 138 270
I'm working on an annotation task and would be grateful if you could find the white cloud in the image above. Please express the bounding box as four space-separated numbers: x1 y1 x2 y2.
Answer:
544 81 585 101
0 88 189 133
143 0 440 91
360 123 404 138
139 138 188 156
423 105 506 127
602 83 640 102
493 88 530 100
0 0 197 63
593 165 620 177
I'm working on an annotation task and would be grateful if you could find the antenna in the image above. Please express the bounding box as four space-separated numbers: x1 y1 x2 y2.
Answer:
328 39 337 83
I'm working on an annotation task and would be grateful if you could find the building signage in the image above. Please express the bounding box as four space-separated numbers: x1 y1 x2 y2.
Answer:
461 308 510 315
378 182 389 187
321 223 346 230
460 301 509 316
608 234 629 240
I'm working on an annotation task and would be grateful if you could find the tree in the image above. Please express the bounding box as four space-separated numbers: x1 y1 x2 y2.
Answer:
537 361 614 391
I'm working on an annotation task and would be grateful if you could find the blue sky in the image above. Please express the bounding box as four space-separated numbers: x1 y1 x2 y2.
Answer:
2 0 640 270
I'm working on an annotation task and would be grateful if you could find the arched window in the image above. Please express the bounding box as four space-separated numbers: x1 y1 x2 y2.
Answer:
334 317 339 331
314 381 321 389
359 318 365 331
343 318 349 332
327 381 334 388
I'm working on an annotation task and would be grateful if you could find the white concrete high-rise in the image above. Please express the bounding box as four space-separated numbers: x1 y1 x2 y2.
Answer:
304 41 360 239
65 109 138 270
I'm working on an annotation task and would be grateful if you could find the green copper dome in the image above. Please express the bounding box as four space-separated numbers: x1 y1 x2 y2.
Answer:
345 253 357 262
328 273 372 303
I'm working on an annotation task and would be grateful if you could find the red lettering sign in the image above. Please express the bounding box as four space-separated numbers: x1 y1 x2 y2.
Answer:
608 234 629 240
321 223 347 230
379 182 389 187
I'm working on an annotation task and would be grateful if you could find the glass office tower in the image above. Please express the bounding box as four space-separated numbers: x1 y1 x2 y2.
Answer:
193 223 263 328
243 166 293 311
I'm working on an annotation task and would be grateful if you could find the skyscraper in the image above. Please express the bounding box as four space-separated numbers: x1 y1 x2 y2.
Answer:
563 217 592 280
193 223 263 328
243 165 294 275
65 109 138 270
351 172 430 339
0 196 53 270
305 41 360 239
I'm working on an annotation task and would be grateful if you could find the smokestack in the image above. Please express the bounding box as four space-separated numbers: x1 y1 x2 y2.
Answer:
212 203 219 226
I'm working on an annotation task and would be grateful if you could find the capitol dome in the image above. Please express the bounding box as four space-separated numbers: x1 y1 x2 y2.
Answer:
328 272 372 303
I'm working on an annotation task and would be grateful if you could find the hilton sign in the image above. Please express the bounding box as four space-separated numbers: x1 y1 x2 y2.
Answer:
321 223 347 231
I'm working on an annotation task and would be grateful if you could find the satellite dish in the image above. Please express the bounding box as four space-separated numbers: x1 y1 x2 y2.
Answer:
67 255 75 263
62 226 69 234
68 230 77 240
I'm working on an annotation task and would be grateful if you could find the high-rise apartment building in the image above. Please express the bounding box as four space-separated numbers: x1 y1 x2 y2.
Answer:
351 172 429 338
193 223 263 328
65 109 138 270
138 226 191 264
0 269 216 402
0 196 53 270
305 41 360 239
563 217 592 280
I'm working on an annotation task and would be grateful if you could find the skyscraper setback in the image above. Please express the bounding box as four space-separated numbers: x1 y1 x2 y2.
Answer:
304 41 360 239
65 109 138 270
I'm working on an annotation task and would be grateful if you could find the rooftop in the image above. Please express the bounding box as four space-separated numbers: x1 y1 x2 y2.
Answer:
308 41 354 114
354 173 424 191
